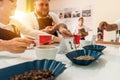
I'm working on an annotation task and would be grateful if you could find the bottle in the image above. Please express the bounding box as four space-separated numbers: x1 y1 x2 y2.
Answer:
116 31 118 42
91 35 96 45
116 30 120 42
97 28 104 41
119 30 120 42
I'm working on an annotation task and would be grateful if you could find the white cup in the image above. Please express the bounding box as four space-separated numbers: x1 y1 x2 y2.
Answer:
80 40 92 47
35 46 58 60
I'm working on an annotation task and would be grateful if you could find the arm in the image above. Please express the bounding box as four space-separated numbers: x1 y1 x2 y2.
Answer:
78 28 88 37
49 12 72 37
57 24 73 38
41 25 58 34
99 21 118 31
11 18 61 43
81 31 88 37
0 38 33 53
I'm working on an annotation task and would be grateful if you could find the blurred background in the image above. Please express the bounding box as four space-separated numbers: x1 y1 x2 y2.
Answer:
15 0 120 41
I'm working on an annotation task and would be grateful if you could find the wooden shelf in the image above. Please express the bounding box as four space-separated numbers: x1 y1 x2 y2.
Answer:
96 41 120 45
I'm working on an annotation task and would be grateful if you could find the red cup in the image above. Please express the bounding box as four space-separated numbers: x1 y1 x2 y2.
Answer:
74 35 81 44
39 35 52 45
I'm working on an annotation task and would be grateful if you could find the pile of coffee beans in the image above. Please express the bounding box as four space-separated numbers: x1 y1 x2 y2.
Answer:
75 56 94 60
10 70 55 80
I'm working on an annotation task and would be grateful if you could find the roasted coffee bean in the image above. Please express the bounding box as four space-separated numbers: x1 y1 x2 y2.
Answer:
10 70 55 80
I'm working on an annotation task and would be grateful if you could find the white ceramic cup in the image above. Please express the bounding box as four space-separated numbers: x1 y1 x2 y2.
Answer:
35 46 58 60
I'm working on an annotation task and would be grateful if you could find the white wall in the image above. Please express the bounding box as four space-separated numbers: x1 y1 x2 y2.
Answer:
49 0 120 41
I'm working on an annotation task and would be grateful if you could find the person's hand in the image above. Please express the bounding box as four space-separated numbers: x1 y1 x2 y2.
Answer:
48 25 58 34
78 28 85 33
59 28 73 38
42 25 57 34
3 38 34 53
99 21 108 30
41 26 49 33
52 36 62 43
78 28 88 38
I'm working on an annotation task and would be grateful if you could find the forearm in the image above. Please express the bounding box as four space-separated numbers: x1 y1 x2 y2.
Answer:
41 29 49 33
0 40 7 51
18 22 51 37
81 32 88 37
23 30 52 39
105 24 118 31
57 25 67 33
52 36 62 43
27 29 61 43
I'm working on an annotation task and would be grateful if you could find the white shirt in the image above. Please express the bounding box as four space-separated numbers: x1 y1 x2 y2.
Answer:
19 12 63 38
21 12 61 30
0 20 16 33
72 25 89 34
0 23 14 32
0 18 51 39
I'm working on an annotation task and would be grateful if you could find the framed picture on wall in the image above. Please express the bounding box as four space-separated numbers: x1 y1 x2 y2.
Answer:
82 9 91 17
71 11 80 18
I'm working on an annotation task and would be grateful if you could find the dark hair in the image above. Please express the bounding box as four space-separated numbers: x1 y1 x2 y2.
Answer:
78 17 84 21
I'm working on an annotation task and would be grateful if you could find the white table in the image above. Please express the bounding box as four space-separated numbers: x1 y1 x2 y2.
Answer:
0 45 120 80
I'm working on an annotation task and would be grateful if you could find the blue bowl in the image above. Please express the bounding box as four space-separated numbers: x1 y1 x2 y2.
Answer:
66 49 102 65
0 59 66 80
83 45 106 52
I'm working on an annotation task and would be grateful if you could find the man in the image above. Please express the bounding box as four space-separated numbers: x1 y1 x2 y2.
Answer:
73 17 89 40
0 0 62 53
0 0 33 53
0 0 61 42
22 0 72 37
0 38 33 53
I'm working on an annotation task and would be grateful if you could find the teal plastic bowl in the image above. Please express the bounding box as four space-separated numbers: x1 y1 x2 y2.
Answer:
0 59 66 80
66 49 102 65
83 45 106 52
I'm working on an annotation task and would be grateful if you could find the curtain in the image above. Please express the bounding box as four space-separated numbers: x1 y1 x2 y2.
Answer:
26 0 34 13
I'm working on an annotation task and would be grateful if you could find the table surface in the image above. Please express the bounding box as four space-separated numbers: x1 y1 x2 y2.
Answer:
0 44 120 80
96 41 120 45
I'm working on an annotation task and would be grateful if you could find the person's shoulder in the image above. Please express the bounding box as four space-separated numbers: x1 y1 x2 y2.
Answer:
49 12 59 18
22 12 36 22
49 12 60 24
82 25 87 27
82 25 89 29
82 25 92 31
49 12 57 16
25 12 35 17
10 18 21 24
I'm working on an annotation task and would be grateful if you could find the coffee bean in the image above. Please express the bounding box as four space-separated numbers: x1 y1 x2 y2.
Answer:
10 70 55 80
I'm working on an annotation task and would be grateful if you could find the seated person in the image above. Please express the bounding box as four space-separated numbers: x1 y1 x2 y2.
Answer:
21 0 72 38
0 0 61 43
